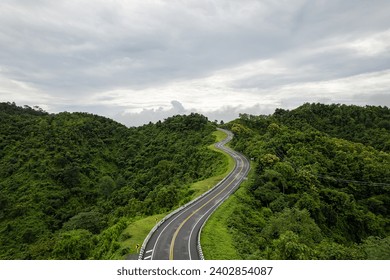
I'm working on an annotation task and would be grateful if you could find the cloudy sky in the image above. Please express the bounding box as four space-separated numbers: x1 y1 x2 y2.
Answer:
1 0 389 126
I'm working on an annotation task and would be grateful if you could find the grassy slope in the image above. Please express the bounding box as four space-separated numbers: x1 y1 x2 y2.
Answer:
119 213 166 257
201 162 255 259
117 129 235 259
190 130 235 197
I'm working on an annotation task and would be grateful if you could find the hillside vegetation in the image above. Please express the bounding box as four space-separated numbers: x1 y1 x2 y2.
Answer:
203 103 390 259
0 102 225 259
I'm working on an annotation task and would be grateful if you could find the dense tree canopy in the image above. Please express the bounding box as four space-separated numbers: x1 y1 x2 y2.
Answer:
0 102 224 259
224 103 390 259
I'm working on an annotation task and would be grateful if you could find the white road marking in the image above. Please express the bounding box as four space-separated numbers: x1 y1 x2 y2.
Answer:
188 155 249 259
146 129 250 260
151 189 211 259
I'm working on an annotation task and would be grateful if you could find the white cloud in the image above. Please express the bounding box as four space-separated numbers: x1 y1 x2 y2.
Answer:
0 0 390 126
104 67 390 126
0 74 53 111
346 30 390 56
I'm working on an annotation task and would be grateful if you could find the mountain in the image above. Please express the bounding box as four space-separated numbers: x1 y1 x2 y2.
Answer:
3 102 389 260
204 103 390 259
0 102 225 259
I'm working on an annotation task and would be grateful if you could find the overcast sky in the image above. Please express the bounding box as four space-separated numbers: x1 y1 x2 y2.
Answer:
1 0 390 126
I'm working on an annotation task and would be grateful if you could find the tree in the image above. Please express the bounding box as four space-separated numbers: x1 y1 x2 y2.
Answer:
53 230 95 259
99 176 116 198
62 211 106 234
272 231 313 260
362 236 390 259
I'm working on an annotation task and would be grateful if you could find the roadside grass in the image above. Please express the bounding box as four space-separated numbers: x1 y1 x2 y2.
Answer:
201 161 255 260
189 130 235 197
116 129 235 259
115 213 167 259
200 191 242 259
213 129 228 142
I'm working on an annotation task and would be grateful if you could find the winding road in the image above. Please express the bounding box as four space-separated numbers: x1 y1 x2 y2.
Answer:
139 128 250 260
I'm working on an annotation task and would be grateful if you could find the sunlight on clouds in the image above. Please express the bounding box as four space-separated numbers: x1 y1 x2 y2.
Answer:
208 59 288 84
91 59 390 120
0 74 52 111
346 30 390 56
276 70 390 101
310 29 390 57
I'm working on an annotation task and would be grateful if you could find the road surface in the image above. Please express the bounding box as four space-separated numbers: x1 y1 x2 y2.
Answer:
140 128 250 260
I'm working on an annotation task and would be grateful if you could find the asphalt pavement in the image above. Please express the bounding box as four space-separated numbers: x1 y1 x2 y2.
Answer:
140 128 250 260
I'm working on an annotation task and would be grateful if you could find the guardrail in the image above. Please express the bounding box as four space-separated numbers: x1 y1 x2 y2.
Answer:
196 148 250 260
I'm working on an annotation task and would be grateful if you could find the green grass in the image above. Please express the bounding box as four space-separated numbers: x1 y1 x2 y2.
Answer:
201 162 255 260
116 213 167 258
190 130 235 197
200 191 242 259
116 129 235 259
212 129 228 143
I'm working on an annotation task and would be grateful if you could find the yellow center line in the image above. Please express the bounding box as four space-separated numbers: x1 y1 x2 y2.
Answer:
169 161 244 260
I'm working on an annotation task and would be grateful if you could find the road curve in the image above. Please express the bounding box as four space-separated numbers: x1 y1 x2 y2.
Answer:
139 128 250 260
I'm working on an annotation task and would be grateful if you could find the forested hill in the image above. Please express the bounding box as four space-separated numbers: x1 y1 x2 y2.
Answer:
0 102 224 259
222 103 390 259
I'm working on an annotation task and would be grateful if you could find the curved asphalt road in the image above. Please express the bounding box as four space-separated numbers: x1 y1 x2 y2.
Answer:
141 128 250 260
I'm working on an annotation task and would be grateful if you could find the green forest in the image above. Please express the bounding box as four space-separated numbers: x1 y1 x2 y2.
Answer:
207 103 390 259
0 102 225 259
1 102 390 260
